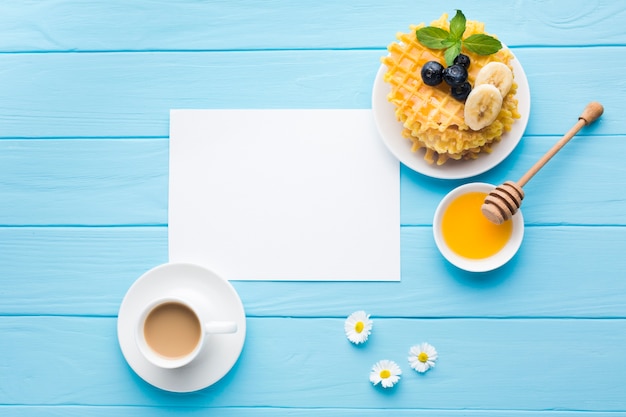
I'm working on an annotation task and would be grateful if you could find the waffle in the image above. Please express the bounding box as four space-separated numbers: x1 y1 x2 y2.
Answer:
382 14 521 165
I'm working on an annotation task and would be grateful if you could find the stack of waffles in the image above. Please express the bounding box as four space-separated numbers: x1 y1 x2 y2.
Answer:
382 14 520 165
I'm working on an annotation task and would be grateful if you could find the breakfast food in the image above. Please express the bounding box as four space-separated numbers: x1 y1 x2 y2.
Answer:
382 11 521 165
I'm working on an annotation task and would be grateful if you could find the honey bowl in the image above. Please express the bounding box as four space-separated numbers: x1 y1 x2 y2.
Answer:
433 182 524 272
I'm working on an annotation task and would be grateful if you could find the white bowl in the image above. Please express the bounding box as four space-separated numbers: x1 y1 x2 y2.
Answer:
433 182 524 272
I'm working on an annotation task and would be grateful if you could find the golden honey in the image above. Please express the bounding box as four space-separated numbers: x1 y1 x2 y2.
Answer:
441 191 512 259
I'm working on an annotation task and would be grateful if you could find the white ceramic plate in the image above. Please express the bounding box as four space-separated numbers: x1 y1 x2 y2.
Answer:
117 262 246 393
433 182 524 272
372 51 530 179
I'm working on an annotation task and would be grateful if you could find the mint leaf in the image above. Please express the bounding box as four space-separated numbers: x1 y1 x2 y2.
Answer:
441 40 456 48
462 34 502 55
415 11 503 64
444 42 462 66
416 26 449 49
449 10 466 40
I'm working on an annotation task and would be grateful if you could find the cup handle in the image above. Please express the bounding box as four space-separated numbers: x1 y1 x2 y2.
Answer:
204 321 238 334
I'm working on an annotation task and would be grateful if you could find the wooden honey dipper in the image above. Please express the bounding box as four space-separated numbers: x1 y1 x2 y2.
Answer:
481 101 604 225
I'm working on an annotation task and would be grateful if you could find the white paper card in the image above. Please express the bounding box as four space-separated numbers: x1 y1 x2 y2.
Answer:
168 109 400 281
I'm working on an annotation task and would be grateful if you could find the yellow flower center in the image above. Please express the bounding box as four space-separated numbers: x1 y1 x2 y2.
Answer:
354 321 364 333
418 352 429 363
379 369 391 379
354 321 365 333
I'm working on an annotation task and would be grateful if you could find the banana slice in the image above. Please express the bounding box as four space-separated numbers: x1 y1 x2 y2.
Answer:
474 62 513 97
464 84 503 131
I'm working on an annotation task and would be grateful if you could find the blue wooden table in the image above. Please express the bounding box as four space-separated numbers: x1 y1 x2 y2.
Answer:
2 1 626 415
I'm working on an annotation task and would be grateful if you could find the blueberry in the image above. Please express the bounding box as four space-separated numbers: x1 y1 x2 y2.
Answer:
453 54 471 70
450 81 472 101
420 61 444 86
442 64 468 87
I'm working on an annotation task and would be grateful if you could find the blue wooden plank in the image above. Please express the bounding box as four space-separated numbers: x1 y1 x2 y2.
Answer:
243 226 626 318
1 226 625 318
0 2 623 415
0 139 168 226
0 48 623 138
2 407 623 416
0 0 624 52
401 135 626 226
0 227 167 315
0 136 623 227
0 1 623 415
1 316 624 411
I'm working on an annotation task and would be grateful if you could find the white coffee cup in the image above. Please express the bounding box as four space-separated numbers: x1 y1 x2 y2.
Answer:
135 296 237 369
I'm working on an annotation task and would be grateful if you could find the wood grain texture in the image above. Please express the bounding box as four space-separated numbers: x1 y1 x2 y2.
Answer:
1 136 625 226
0 0 624 52
0 139 168 226
1 317 625 410
1 0 625 414
1 226 625 318
0 48 621 138
4 410 625 417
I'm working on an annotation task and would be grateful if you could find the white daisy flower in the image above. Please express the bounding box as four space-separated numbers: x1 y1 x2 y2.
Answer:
344 310 373 344
408 342 438 373
369 359 402 388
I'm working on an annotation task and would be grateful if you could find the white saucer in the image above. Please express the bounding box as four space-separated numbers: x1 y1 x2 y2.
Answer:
117 262 246 393
372 50 531 179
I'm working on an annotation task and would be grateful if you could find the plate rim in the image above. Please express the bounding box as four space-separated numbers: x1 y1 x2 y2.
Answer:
372 49 531 180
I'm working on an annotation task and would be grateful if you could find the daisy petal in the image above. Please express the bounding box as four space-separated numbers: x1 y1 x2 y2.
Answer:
408 343 438 373
370 359 401 388
344 310 373 344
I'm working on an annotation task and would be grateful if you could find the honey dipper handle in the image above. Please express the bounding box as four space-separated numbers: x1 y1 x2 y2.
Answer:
517 102 604 187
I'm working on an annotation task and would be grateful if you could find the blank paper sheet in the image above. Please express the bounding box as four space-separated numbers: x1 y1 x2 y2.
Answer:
168 109 400 281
